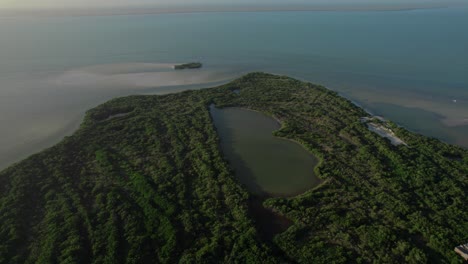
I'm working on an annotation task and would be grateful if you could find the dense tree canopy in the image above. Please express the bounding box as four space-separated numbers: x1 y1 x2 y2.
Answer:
0 73 467 263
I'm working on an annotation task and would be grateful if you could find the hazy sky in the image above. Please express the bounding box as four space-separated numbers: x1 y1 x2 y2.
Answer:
1 0 465 9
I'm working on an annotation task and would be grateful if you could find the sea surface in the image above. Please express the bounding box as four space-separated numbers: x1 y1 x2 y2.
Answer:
1 7 468 169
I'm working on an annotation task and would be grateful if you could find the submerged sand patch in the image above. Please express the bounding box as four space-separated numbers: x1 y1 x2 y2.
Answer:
52 62 233 88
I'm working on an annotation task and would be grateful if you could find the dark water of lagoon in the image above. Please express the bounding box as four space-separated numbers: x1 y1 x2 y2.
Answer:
210 106 321 196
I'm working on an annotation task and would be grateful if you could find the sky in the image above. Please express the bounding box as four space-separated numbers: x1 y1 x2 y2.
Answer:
1 0 465 9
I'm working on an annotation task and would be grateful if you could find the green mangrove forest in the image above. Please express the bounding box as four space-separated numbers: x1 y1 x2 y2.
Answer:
0 73 467 263
174 62 203 70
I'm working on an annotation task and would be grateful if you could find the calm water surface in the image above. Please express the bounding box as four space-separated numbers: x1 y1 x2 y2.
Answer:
210 106 321 196
1 7 468 169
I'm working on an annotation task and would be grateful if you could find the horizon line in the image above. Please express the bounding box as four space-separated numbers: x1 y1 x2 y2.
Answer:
0 3 461 18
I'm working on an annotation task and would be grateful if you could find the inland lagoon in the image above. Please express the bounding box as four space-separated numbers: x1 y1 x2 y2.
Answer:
210 105 321 197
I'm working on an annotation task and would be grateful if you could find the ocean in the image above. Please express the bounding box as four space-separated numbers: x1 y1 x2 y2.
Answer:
1 6 467 169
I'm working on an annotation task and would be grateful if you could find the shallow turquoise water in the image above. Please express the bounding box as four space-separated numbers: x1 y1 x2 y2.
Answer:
0 7 467 169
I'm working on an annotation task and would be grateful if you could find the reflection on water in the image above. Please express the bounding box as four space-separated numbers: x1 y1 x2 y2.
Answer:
210 106 321 196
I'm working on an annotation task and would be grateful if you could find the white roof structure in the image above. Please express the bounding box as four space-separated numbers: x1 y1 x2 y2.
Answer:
455 244 468 261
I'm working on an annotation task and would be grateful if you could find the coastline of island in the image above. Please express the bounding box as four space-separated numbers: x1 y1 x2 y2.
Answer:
0 73 466 262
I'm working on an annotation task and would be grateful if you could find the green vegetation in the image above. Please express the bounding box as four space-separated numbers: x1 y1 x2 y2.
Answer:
0 73 467 263
174 62 202 70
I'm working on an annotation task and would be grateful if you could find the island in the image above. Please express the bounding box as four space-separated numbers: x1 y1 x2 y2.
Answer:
0 73 466 263
174 62 202 70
